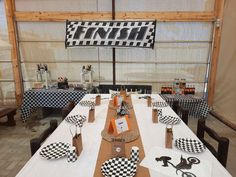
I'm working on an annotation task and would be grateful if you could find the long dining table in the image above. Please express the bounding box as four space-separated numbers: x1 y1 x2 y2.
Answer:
16 94 232 177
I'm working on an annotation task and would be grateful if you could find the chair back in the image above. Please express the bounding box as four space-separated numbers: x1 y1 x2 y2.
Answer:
172 101 189 125
98 84 152 94
197 119 229 167
62 100 76 120
30 119 58 156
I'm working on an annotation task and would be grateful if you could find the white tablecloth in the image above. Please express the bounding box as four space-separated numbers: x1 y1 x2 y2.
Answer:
16 94 232 177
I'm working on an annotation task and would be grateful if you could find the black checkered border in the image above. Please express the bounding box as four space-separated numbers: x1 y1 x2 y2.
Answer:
152 101 169 108
159 115 181 125
21 89 87 122
101 157 137 177
65 114 86 127
40 142 70 160
65 20 156 49
175 138 206 154
67 147 77 162
79 100 95 108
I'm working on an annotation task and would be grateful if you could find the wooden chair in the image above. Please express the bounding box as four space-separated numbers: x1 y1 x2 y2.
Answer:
30 119 58 156
172 101 189 125
61 100 76 120
197 119 229 167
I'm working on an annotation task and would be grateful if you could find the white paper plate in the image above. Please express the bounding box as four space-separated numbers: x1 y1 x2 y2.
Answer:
65 114 86 127
79 100 95 108
175 138 206 153
101 157 137 177
39 142 70 160
152 101 168 107
159 116 181 125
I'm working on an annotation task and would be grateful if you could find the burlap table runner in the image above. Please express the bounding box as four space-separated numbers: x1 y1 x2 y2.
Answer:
93 96 150 177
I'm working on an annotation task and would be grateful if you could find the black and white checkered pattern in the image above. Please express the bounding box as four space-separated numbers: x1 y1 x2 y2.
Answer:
159 116 181 125
65 114 86 127
65 21 156 48
101 157 137 177
39 142 70 160
175 138 206 153
67 146 77 162
79 100 95 108
21 89 87 122
152 101 168 108
157 109 162 117
160 94 210 118
129 147 139 164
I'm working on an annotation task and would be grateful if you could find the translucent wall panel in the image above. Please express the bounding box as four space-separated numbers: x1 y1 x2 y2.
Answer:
19 42 99 62
18 22 65 41
115 63 207 82
0 1 8 41
156 22 213 42
0 82 16 104
0 63 14 80
15 0 98 12
115 0 214 12
15 0 214 12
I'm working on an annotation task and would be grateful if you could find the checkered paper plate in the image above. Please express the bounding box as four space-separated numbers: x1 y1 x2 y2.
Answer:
175 138 206 154
39 142 70 160
159 116 181 125
79 100 95 108
65 114 86 127
101 157 137 177
152 101 168 107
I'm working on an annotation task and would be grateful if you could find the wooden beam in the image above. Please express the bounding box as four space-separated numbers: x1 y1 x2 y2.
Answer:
4 0 23 106
208 0 225 106
15 11 215 22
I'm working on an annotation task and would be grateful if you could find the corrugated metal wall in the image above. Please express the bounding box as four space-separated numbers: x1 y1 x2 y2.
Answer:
0 0 215 104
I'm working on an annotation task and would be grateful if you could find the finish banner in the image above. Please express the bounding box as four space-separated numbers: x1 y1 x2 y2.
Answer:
65 20 156 48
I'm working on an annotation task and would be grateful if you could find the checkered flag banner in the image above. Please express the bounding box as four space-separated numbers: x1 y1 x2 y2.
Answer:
65 20 156 48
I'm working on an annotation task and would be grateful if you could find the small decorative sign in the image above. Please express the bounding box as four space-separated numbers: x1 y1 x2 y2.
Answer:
108 115 131 136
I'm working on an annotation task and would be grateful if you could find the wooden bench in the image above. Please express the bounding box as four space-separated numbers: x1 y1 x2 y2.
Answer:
0 107 17 126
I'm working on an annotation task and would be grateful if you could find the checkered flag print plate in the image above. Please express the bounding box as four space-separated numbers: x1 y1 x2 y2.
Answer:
152 101 168 107
175 138 206 153
101 157 137 177
65 114 86 127
39 142 70 160
159 116 181 125
79 100 95 108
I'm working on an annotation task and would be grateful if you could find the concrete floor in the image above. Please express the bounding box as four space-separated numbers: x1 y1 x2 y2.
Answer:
0 110 235 177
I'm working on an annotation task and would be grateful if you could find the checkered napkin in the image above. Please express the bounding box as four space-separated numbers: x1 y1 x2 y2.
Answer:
101 157 137 177
159 116 181 125
39 142 70 160
65 114 87 127
175 138 206 153
152 101 168 107
79 100 95 108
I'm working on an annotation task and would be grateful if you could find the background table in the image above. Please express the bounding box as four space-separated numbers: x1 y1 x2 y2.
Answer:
21 89 87 122
160 94 210 118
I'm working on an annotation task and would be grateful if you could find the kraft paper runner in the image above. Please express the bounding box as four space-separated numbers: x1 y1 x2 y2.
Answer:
93 96 150 177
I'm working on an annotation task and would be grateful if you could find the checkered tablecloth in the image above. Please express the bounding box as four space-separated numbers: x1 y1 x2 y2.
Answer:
21 89 87 122
160 94 210 118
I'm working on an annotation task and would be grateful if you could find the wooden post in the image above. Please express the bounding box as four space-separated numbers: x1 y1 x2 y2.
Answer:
207 0 225 106
4 0 23 106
